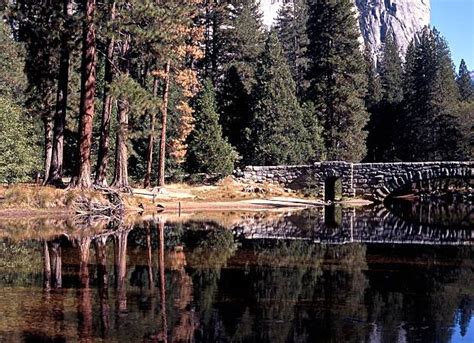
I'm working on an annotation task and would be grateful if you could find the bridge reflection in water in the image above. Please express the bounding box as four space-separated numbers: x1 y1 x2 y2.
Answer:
233 205 474 245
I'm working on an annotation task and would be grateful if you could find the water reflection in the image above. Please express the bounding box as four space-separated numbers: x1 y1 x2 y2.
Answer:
235 205 473 245
0 204 472 342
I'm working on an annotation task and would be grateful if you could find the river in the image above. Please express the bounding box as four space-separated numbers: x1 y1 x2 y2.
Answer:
0 200 472 342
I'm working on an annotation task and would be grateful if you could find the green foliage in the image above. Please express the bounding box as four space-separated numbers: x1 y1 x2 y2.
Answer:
216 0 265 158
399 28 464 161
0 240 42 286
275 0 310 96
217 0 265 91
457 59 474 102
454 100 474 159
0 18 26 100
218 66 252 154
11 1 62 121
247 32 321 165
306 0 369 162
186 80 239 175
186 228 238 270
366 35 403 161
0 98 37 182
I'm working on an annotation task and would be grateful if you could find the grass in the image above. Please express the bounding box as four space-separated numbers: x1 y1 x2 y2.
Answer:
0 184 108 210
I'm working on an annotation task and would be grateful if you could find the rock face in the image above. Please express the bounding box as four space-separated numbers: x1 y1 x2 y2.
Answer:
356 0 430 59
259 0 431 59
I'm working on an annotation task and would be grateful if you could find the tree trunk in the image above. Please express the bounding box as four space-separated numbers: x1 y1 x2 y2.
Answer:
77 237 92 341
158 219 168 340
43 240 51 290
95 236 110 333
43 117 53 183
71 0 96 189
111 98 129 189
49 241 62 289
158 61 171 187
47 0 73 187
144 77 159 188
78 237 91 288
95 0 116 187
115 230 129 313
146 225 154 291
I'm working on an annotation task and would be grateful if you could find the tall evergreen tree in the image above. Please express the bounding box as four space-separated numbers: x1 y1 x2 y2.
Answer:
457 59 474 102
275 0 309 96
247 32 318 165
12 0 62 181
399 28 463 161
306 0 369 162
71 0 97 189
219 66 251 153
216 0 265 157
47 0 75 186
217 0 264 91
95 0 116 186
366 34 403 161
186 80 238 175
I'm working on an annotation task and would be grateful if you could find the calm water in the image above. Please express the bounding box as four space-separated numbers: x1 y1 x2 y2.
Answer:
0 202 473 342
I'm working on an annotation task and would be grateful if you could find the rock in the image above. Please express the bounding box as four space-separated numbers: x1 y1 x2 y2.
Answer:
259 0 430 60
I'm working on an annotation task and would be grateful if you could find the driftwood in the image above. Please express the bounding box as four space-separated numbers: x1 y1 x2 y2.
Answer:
72 186 125 220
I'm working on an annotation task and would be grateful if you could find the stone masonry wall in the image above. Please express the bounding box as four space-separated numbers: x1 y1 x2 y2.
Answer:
242 165 314 189
353 161 473 199
238 161 473 201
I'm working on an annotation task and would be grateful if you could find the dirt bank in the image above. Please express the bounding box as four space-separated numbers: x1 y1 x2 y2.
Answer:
0 178 372 219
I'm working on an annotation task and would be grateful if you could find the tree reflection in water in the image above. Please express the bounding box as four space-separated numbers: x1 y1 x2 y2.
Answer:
0 209 471 342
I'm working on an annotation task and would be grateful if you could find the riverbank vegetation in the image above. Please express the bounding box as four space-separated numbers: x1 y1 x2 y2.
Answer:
0 0 472 190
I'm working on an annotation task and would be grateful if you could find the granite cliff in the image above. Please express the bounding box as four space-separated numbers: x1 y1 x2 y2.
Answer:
260 0 431 59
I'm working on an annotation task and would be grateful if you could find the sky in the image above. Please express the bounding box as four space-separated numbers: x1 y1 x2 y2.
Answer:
431 0 474 71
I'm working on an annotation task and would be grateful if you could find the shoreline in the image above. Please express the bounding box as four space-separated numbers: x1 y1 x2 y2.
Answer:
0 181 375 219
0 196 374 219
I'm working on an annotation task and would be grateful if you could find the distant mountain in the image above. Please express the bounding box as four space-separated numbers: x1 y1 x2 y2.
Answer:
260 0 431 60
470 71 474 84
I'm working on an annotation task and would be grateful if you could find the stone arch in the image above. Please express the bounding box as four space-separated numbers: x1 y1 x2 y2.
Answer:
374 163 473 201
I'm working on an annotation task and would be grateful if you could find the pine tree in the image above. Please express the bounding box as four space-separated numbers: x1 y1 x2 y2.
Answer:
366 34 402 161
95 0 116 186
217 0 264 91
457 59 474 102
399 28 463 161
247 32 317 165
306 0 369 162
186 80 238 175
219 66 251 153
47 0 74 186
71 0 97 189
275 0 309 96
216 0 265 158
12 0 62 181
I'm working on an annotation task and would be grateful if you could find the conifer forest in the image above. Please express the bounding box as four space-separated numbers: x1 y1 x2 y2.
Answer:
0 0 472 187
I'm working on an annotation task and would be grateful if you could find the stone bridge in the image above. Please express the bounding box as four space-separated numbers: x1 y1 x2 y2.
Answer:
233 207 474 246
238 161 473 201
